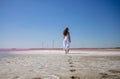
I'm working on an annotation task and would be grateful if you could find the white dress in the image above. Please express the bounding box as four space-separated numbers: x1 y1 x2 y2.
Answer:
63 36 70 50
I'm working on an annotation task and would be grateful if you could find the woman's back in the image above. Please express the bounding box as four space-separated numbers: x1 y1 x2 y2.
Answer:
63 27 71 54
63 27 71 41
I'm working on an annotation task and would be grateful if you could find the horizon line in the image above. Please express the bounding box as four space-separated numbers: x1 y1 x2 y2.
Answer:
0 47 120 51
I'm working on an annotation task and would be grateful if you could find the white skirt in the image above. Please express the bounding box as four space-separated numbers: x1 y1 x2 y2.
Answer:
63 37 70 50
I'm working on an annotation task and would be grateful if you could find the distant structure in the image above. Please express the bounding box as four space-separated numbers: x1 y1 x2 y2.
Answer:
42 41 44 48
41 40 56 48
52 40 54 48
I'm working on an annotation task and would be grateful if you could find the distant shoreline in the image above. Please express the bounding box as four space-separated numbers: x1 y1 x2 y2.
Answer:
0 48 120 51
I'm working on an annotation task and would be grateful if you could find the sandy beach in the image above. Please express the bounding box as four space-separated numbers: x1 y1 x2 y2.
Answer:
0 50 120 79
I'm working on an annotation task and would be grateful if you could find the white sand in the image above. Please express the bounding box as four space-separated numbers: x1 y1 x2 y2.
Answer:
0 50 120 79
9 50 120 56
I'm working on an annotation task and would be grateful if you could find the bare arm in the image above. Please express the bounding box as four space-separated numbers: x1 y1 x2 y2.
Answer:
68 32 71 43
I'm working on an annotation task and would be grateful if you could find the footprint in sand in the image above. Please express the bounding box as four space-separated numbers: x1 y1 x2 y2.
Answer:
70 65 74 67
70 76 80 79
99 73 108 78
32 77 41 79
32 77 42 79
69 62 73 64
13 76 20 79
99 72 120 79
70 69 76 72
108 69 120 73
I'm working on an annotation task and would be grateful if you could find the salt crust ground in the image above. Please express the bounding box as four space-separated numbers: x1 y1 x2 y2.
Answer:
0 50 120 79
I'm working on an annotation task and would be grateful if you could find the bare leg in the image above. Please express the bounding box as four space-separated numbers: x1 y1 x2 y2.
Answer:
65 50 67 55
65 49 70 54
67 49 69 54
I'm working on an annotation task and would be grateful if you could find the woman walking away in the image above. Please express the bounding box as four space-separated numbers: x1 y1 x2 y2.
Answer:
63 27 71 54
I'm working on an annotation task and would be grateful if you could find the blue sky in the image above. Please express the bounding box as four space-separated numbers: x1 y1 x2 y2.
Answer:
0 0 120 48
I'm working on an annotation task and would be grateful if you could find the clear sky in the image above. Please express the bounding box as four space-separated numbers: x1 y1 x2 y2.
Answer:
0 0 120 48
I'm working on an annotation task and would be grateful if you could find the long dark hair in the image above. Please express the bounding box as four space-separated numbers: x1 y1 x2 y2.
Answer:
63 27 69 36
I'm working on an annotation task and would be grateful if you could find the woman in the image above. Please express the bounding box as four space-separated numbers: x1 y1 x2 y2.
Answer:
63 27 71 54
